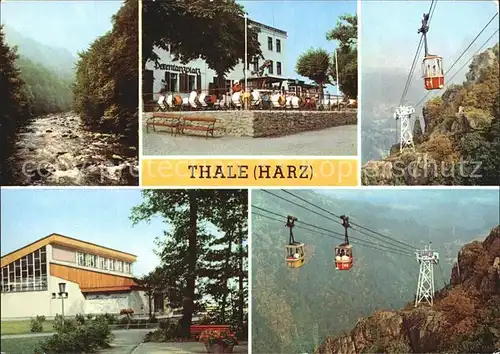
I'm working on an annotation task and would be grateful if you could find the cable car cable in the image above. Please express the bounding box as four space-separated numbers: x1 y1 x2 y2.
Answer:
414 12 498 107
279 190 418 251
253 208 415 256
262 190 343 227
253 206 416 256
399 0 438 106
253 211 414 257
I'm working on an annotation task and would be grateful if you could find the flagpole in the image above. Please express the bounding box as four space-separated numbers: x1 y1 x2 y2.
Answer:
335 48 340 96
244 12 248 110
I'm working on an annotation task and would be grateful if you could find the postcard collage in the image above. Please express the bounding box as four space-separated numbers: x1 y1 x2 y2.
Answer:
0 0 499 353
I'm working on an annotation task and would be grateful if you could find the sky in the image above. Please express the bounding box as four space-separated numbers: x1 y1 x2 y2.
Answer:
361 1 499 79
0 189 168 277
239 0 357 94
0 0 123 56
317 188 500 206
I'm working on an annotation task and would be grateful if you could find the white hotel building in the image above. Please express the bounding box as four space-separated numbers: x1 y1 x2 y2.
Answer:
143 18 288 101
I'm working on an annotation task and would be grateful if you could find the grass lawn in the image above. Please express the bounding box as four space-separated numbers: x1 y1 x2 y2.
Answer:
1 320 55 335
0 337 45 354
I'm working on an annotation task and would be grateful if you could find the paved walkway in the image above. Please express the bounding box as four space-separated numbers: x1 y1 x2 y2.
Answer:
131 341 248 354
142 125 357 156
99 329 151 354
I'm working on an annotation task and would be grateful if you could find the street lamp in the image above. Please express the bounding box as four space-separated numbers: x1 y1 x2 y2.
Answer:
52 282 69 326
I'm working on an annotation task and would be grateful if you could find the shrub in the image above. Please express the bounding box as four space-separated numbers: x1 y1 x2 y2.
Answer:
424 134 454 162
75 313 86 325
40 316 112 353
96 313 116 324
144 319 183 342
31 316 44 332
52 314 76 333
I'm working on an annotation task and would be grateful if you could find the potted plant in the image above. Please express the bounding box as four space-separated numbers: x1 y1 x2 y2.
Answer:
120 308 134 329
199 329 238 353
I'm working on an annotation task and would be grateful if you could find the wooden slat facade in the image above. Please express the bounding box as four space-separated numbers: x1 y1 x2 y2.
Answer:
50 263 138 291
1 233 136 268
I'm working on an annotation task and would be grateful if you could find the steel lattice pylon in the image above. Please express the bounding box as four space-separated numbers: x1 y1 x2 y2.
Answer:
394 105 416 152
415 244 439 307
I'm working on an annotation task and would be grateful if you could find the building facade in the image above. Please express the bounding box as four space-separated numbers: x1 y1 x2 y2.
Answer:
0 234 150 319
143 18 287 100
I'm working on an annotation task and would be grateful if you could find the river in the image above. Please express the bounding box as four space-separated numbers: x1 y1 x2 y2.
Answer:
6 112 138 186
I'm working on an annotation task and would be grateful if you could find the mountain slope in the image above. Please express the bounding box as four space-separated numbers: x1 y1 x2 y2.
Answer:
3 25 76 80
16 55 73 115
362 43 500 186
315 225 500 353
251 190 499 353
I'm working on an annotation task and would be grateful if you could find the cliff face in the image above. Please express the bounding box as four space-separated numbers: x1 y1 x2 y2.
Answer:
315 225 500 354
362 43 500 186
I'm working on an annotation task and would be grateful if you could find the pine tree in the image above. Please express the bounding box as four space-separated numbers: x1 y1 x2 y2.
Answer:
131 189 248 337
0 25 30 184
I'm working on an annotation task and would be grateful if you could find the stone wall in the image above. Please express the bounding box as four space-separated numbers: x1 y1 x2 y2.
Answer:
143 110 356 138
252 110 357 137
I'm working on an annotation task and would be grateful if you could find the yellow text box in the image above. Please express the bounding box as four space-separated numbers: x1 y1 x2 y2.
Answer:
141 159 358 186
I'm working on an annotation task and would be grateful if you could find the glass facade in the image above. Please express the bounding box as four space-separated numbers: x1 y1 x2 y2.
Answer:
76 251 131 275
1 246 48 292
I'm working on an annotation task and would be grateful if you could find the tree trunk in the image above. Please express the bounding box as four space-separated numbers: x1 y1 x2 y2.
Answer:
148 292 152 318
180 191 198 337
216 72 226 98
237 224 244 331
220 231 234 323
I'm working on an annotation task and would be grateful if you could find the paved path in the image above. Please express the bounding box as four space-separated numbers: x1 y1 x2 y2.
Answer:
142 124 357 156
131 341 248 354
99 329 151 354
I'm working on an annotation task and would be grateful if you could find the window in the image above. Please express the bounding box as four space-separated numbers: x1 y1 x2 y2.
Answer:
124 263 130 274
77 252 85 266
85 254 91 267
268 61 274 74
268 36 273 51
107 259 114 271
100 257 107 270
114 260 123 272
188 75 196 92
165 72 178 92
277 62 282 76
0 246 47 292
276 39 281 53
253 57 259 72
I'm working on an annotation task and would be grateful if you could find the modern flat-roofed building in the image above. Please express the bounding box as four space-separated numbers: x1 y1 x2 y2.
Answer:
143 18 288 101
0 233 150 319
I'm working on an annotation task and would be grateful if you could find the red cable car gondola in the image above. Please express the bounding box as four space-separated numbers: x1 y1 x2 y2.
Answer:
334 215 353 270
418 13 445 90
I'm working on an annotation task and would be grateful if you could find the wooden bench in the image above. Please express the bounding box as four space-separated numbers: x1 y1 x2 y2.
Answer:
178 116 216 139
189 324 231 339
146 112 181 135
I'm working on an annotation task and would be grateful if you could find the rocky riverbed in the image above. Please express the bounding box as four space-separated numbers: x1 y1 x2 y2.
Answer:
7 112 138 185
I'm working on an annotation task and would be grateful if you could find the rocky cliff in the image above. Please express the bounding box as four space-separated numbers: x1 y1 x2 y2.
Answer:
362 43 500 186
315 225 500 354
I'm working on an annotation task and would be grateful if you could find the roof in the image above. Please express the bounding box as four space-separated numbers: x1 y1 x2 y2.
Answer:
248 18 287 36
1 233 137 268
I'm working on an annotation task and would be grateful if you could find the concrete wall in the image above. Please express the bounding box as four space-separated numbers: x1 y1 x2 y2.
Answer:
84 292 129 314
128 291 149 315
49 275 86 316
1 290 51 318
144 110 357 138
